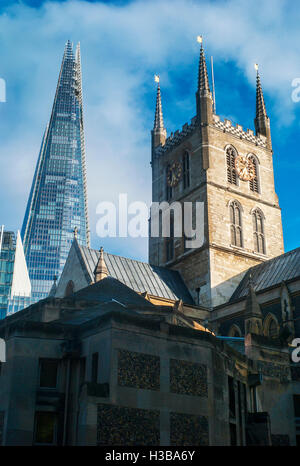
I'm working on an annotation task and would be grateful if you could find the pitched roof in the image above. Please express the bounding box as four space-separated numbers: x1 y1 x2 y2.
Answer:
71 276 155 310
75 242 194 305
230 247 300 301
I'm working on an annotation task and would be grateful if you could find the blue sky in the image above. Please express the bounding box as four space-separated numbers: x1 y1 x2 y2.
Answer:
0 0 299 262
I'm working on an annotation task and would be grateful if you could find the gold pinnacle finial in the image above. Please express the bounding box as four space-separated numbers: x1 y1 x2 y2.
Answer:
254 63 259 71
154 74 160 83
197 35 203 44
73 226 78 239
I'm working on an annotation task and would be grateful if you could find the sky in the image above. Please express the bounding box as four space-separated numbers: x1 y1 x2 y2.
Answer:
0 0 299 263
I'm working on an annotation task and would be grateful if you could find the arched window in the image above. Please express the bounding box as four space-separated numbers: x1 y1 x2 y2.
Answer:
226 146 238 185
269 319 278 338
65 280 74 297
166 211 174 262
166 164 172 200
252 208 265 254
228 325 242 337
248 155 259 193
229 201 243 247
264 314 279 339
182 151 190 189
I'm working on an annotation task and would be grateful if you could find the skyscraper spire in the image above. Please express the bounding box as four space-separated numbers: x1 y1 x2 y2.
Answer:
151 75 167 150
195 36 213 124
254 65 272 149
21 41 90 301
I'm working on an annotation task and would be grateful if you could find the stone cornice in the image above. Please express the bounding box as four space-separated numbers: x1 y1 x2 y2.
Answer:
206 181 281 210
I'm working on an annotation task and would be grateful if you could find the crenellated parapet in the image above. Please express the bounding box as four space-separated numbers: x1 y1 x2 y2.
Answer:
213 115 267 148
154 117 197 157
154 112 267 158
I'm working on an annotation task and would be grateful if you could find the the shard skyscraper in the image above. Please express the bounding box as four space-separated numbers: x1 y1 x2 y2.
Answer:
21 41 90 301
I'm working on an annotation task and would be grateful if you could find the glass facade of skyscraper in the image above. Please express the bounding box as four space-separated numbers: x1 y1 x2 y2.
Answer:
0 226 32 319
0 229 15 319
21 41 89 301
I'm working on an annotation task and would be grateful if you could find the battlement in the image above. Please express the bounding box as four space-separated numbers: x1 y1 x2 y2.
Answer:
155 113 267 157
213 115 267 148
156 116 197 155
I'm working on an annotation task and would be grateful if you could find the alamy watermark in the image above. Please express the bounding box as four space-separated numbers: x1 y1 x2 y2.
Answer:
291 78 300 103
291 338 300 363
0 78 6 103
95 194 204 249
0 338 5 362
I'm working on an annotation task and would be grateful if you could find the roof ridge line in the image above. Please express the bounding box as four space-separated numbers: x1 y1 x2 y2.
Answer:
78 243 180 272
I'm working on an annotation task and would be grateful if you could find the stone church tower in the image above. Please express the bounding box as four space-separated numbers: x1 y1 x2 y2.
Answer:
149 39 284 308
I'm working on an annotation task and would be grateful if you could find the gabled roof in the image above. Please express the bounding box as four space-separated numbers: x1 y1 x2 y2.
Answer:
230 247 300 301
75 242 194 305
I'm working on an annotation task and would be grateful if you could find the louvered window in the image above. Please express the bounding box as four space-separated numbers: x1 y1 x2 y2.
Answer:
252 209 265 254
230 201 243 247
226 147 238 185
249 156 259 193
182 151 190 189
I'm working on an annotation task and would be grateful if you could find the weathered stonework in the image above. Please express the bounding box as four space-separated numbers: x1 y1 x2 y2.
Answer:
118 349 160 390
97 404 160 446
170 412 209 446
257 361 290 382
170 359 208 397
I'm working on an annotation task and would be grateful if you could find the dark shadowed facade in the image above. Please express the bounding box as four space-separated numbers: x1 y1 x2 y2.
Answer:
0 275 298 445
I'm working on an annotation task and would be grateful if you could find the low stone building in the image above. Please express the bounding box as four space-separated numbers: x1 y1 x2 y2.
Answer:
0 271 298 445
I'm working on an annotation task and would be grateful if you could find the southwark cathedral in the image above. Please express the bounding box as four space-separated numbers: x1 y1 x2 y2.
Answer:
0 39 299 446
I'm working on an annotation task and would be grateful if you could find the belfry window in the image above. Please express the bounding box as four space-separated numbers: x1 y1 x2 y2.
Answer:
166 212 174 262
166 165 172 200
182 151 190 189
226 146 238 185
252 209 265 254
249 155 259 193
230 201 243 247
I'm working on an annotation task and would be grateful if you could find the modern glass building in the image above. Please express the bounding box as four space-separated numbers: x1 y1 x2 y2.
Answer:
21 41 90 302
0 226 32 319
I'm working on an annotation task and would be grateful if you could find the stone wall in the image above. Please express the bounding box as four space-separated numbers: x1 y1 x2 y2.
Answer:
170 412 209 446
149 102 284 308
170 359 207 397
118 349 160 390
97 404 160 446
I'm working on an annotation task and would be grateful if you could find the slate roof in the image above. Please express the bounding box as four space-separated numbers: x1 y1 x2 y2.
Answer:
70 276 155 309
76 242 194 304
230 247 300 301
56 277 156 326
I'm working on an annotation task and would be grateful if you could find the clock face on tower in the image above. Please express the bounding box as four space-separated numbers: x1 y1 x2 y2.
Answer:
235 155 255 181
167 161 182 187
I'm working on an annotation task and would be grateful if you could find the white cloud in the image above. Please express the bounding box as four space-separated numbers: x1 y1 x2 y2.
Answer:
0 0 299 261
